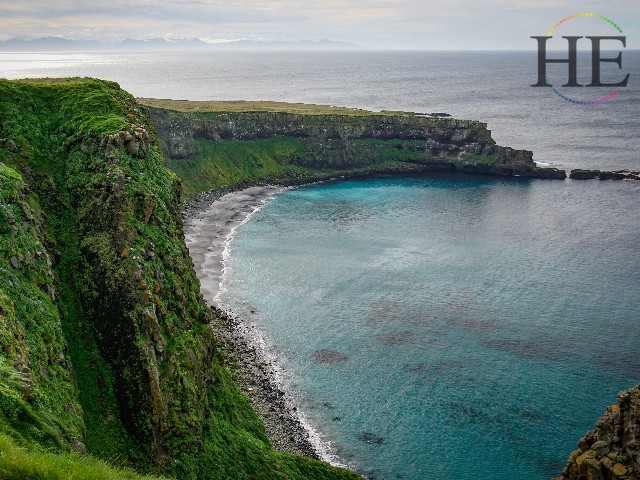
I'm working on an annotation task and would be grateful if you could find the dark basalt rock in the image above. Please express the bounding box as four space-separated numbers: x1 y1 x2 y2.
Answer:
570 169 601 180
599 171 627 180
570 169 640 180
525 167 567 179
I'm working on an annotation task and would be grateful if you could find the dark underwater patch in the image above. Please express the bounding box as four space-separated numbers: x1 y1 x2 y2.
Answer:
482 338 570 362
373 331 423 346
358 432 384 445
402 359 478 375
312 349 349 363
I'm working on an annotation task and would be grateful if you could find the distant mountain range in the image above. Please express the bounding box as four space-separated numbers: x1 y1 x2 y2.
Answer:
0 37 360 52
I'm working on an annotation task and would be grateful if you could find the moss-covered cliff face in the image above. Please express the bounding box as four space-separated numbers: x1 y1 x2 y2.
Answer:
0 78 358 479
141 102 565 198
0 161 84 452
555 384 640 480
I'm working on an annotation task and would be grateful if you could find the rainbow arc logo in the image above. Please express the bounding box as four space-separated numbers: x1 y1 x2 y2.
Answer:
531 13 629 105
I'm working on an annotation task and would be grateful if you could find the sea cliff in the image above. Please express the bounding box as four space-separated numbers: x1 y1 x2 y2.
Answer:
0 78 358 479
139 99 566 199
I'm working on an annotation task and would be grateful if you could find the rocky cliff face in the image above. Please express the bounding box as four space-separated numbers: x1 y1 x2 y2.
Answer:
0 78 219 463
147 107 566 187
0 78 359 479
556 384 640 480
0 161 84 452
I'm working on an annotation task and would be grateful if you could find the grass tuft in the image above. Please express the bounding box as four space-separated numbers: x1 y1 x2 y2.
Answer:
0 433 168 480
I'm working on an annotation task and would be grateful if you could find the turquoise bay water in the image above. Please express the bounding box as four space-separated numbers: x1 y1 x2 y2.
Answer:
220 174 640 480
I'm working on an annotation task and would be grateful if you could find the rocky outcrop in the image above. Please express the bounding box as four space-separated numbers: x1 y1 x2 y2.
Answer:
570 169 601 180
78 127 151 158
570 169 640 180
555 384 640 480
148 107 566 180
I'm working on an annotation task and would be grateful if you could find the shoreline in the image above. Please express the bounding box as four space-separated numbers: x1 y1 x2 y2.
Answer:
184 184 335 461
209 305 323 459
184 185 285 304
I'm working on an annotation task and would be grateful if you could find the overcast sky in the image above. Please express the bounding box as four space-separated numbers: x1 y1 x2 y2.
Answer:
1 0 638 49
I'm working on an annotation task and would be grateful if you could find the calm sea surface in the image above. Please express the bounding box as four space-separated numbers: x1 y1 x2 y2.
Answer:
2 51 638 479
222 175 640 479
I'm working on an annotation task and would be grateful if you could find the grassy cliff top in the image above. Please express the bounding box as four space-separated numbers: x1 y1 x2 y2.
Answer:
7 77 96 84
138 98 409 116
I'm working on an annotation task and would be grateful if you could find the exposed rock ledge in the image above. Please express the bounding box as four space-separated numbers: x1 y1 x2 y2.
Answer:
570 169 640 181
555 384 640 480
143 103 566 181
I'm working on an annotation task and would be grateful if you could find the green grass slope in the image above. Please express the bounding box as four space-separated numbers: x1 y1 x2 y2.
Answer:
0 78 359 480
137 98 404 116
0 157 84 452
0 433 168 480
166 136 312 198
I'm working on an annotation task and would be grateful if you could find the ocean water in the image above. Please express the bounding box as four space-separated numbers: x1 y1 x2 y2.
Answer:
0 50 639 171
220 174 640 480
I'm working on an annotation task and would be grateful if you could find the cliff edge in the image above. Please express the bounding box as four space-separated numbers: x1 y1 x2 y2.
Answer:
138 99 566 199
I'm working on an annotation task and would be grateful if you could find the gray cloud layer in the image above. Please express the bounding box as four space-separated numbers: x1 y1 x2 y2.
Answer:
0 0 638 49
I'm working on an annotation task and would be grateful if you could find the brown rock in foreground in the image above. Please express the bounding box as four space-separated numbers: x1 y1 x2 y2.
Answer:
554 384 640 480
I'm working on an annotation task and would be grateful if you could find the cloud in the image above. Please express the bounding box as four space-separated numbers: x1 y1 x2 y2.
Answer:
0 0 637 49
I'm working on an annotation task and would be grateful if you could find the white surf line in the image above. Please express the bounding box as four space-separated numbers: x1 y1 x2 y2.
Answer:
214 187 286 304
184 185 285 306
